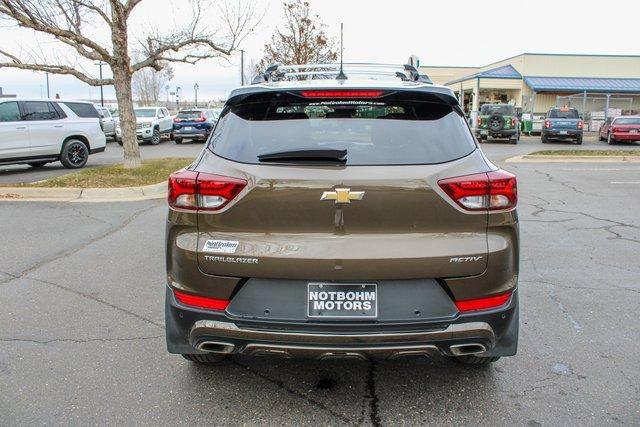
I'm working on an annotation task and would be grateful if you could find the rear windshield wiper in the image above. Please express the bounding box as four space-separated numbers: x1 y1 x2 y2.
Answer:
257 148 347 164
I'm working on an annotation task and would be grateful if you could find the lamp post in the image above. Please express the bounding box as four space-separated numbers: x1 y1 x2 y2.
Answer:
240 49 245 85
194 83 199 107
45 72 50 98
176 86 182 109
94 61 107 105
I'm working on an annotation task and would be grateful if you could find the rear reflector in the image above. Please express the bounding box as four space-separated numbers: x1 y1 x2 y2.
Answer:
173 289 229 311
300 90 384 98
168 169 247 211
455 292 512 312
438 169 517 211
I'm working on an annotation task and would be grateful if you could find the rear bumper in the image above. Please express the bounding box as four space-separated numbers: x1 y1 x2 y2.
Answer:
174 130 210 139
612 132 640 141
542 129 582 139
476 128 517 138
166 286 519 359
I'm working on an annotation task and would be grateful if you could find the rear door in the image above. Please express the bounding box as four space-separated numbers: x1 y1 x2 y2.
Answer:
21 101 67 156
196 90 489 281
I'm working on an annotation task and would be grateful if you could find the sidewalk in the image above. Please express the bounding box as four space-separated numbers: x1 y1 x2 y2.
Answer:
0 181 167 202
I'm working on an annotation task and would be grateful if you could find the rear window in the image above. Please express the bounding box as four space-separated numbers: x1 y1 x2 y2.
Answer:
614 117 640 125
549 109 579 119
177 110 203 120
63 102 100 118
210 93 475 165
480 104 514 116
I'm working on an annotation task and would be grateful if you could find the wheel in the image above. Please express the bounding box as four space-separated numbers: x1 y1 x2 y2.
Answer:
149 127 161 145
576 136 583 145
541 134 548 144
607 132 615 145
598 133 605 142
174 137 183 145
182 353 226 364
28 161 47 168
59 139 89 169
116 137 123 146
509 135 518 144
453 355 501 365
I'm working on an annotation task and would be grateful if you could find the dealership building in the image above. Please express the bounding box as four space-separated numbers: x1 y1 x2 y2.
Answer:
419 53 640 124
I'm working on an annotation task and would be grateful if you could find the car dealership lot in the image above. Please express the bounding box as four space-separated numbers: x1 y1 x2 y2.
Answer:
1 139 639 425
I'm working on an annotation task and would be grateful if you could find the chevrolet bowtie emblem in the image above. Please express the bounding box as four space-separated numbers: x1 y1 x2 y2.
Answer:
320 188 365 204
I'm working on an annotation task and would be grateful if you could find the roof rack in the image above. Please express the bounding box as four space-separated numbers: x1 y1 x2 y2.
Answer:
251 63 433 85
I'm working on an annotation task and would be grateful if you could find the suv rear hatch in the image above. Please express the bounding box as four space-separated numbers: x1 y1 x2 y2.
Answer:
193 89 489 280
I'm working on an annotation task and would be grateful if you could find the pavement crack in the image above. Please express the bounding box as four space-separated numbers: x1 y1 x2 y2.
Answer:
0 335 163 345
364 361 381 427
0 204 156 286
228 359 353 424
27 275 165 328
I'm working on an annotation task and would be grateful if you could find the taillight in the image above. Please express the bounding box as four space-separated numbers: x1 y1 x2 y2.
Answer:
438 170 517 211
194 114 206 122
610 126 617 133
168 169 247 211
173 289 229 311
511 117 516 127
173 118 181 123
476 117 482 126
577 120 584 130
544 120 551 129
455 291 512 312
300 90 384 98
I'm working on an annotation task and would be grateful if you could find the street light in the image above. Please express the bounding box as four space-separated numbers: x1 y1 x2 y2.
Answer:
94 61 107 106
194 83 199 107
176 86 182 109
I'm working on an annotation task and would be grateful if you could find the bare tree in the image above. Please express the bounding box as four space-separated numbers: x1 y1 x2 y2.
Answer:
257 0 336 71
132 62 174 106
0 0 258 168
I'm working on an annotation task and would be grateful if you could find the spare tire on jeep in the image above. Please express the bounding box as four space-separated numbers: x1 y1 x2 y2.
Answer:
489 113 505 132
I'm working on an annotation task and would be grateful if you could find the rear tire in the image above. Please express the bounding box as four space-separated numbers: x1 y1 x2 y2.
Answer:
182 353 226 364
454 355 501 365
28 162 47 168
174 137 183 145
576 136 583 145
59 139 89 169
541 134 548 144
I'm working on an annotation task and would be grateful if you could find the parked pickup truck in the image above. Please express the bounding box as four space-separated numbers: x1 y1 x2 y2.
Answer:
541 107 583 144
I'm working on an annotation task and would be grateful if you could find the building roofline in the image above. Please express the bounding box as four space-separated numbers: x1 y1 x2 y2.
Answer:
421 52 640 72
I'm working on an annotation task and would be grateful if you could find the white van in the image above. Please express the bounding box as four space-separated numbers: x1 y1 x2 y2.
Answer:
0 99 106 169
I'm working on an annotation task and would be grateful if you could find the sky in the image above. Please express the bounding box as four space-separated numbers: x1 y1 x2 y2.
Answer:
1 0 639 102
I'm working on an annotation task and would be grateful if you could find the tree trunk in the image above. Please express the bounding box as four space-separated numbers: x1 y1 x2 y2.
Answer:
113 66 141 168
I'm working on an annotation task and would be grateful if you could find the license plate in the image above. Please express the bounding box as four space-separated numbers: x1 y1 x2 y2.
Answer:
307 283 377 318
630 129 638 134
480 130 488 135
183 126 193 131
559 130 568 135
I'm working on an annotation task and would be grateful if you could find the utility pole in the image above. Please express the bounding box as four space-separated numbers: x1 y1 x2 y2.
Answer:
240 49 245 85
45 72 50 98
176 86 181 109
94 61 106 105
194 83 199 107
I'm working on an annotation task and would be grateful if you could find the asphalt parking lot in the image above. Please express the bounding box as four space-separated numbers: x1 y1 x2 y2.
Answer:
1 135 639 424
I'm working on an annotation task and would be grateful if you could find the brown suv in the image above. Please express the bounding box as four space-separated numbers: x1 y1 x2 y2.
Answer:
165 64 519 365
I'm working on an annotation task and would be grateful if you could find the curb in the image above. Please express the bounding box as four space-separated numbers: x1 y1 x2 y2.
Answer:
0 181 167 202
505 155 640 163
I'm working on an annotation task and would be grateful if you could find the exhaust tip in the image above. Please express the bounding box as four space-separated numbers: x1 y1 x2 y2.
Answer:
196 341 236 354
449 343 486 356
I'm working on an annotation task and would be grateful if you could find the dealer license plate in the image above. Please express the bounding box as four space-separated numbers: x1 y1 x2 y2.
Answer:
630 129 638 133
307 283 377 318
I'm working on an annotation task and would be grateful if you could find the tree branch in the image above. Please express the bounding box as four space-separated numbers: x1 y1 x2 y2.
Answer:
0 49 113 85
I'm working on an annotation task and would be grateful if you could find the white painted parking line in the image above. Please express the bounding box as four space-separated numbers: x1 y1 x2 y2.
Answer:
610 181 640 184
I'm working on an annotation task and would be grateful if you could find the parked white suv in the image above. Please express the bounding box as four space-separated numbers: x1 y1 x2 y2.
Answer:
0 99 106 169
95 105 116 139
115 106 172 145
